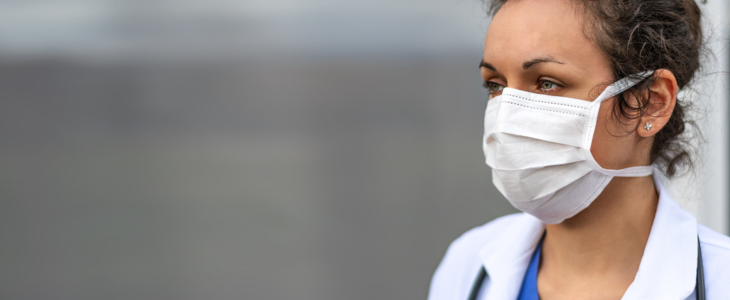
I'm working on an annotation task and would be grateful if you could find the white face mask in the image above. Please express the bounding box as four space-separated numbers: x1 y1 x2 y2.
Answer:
483 73 654 224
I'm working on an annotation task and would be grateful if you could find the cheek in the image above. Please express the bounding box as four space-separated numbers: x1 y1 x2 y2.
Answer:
590 101 638 169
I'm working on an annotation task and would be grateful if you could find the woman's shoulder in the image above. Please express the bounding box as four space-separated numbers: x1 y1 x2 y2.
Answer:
697 224 730 296
698 223 730 264
698 223 730 250
428 213 527 300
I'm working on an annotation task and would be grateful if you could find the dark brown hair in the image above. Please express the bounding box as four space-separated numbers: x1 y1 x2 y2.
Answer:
485 0 705 177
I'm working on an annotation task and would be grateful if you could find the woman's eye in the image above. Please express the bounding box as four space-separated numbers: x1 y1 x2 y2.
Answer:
484 82 505 95
539 80 561 91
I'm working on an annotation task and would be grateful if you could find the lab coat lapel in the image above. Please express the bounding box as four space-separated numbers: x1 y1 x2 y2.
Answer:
621 176 698 300
477 213 544 300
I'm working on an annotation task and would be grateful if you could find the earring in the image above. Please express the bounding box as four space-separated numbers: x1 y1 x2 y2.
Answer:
644 122 653 131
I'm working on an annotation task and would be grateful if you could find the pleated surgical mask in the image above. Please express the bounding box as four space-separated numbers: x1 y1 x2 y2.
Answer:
483 73 654 224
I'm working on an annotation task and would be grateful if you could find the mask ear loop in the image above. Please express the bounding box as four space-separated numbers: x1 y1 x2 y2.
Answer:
580 71 655 177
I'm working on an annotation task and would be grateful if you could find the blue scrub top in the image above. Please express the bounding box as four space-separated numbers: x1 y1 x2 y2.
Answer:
517 238 543 300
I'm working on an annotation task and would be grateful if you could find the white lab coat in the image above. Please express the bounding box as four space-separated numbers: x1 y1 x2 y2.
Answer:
428 176 730 300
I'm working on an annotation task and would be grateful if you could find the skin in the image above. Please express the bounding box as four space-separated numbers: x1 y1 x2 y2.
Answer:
481 0 678 299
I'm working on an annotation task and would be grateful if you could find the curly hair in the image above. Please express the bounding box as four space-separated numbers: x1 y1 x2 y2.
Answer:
485 0 705 177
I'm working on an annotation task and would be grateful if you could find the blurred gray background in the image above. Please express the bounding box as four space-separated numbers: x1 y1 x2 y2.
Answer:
0 1 521 299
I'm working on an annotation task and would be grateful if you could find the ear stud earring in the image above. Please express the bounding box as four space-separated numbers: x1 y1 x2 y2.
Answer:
644 122 652 131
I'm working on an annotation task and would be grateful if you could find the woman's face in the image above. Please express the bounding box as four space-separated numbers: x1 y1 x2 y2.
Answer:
481 0 650 169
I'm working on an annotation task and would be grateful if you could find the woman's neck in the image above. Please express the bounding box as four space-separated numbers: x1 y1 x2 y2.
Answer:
538 176 659 299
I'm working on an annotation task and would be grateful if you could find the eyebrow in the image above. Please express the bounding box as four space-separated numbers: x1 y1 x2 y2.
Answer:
479 60 497 72
479 56 565 72
522 56 564 70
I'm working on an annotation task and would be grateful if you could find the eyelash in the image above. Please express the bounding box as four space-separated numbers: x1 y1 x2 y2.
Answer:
483 81 504 95
482 79 563 96
537 79 562 93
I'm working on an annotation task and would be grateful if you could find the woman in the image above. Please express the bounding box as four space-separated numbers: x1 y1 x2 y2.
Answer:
428 0 730 299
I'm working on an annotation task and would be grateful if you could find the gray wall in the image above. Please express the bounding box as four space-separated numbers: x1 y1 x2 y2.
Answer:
0 56 516 300
0 1 517 299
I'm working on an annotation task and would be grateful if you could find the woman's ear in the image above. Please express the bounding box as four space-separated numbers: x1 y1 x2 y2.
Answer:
638 69 678 138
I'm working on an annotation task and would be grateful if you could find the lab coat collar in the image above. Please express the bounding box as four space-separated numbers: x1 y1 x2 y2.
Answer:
477 213 543 299
624 175 697 300
477 175 698 300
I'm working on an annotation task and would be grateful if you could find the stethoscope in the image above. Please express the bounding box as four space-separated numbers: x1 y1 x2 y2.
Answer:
468 237 706 300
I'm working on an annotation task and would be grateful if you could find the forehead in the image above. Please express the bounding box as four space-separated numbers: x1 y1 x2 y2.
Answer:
484 0 603 70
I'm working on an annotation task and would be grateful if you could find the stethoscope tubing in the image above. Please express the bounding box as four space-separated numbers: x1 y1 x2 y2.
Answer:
696 237 706 299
